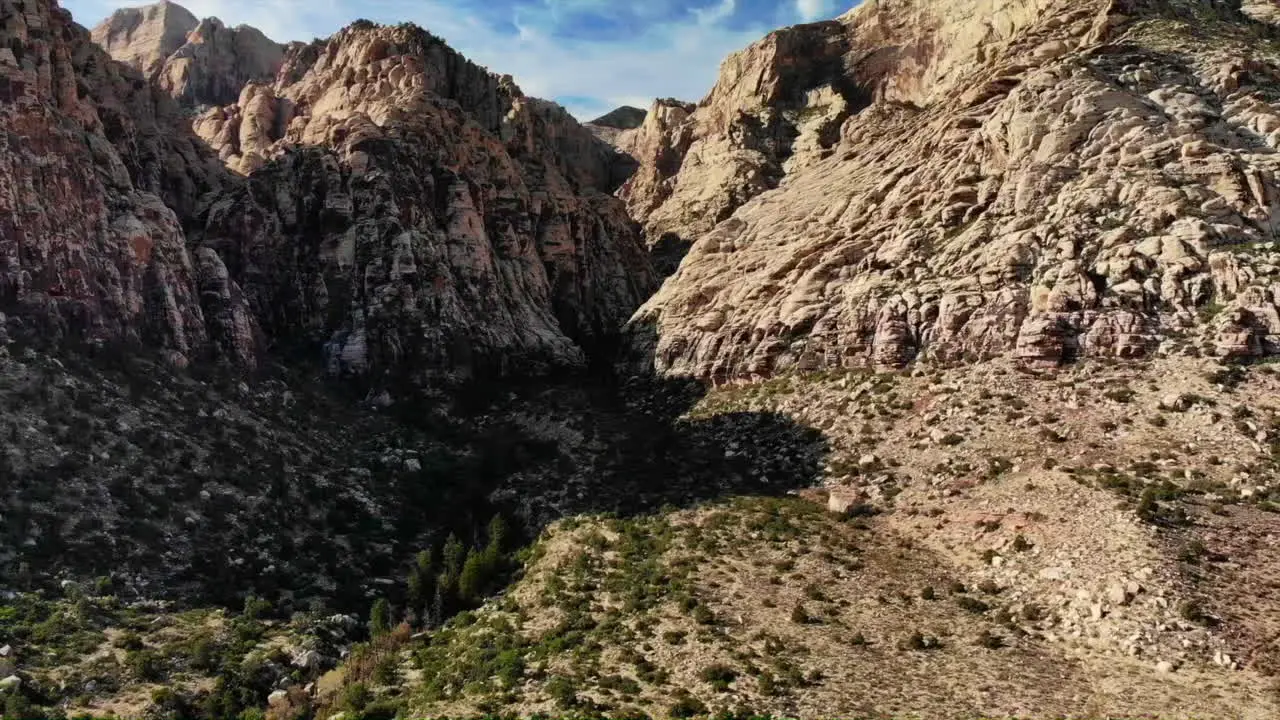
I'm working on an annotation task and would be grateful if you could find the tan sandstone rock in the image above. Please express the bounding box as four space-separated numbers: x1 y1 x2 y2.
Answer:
626 0 1280 380
92 2 285 108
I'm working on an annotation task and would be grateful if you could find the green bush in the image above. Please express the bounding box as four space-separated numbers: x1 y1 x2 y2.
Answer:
668 692 708 718
126 649 163 681
699 663 737 692
546 675 578 710
114 630 144 651
342 683 372 713
368 598 391 637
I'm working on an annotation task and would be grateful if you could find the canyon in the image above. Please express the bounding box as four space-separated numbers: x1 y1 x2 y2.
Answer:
1 1 1280 718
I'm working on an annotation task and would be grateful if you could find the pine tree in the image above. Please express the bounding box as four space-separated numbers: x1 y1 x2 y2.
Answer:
369 597 390 637
416 548 434 579
439 533 467 609
441 533 465 585
407 548 434 618
430 584 445 627
486 514 508 557
458 551 489 602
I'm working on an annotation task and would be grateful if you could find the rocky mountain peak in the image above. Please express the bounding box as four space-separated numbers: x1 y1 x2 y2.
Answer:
184 16 654 380
92 1 285 108
589 105 648 130
6 1 651 382
90 0 198 77
1 0 254 367
585 104 649 148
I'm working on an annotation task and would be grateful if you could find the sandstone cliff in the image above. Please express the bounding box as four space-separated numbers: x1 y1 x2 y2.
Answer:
92 1 285 108
629 0 1280 380
0 0 255 366
87 0 196 77
190 23 655 380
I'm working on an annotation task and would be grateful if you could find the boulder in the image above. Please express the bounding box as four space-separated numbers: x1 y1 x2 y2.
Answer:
827 488 868 516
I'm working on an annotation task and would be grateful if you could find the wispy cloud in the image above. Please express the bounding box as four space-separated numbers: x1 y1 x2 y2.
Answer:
795 0 833 22
63 0 855 119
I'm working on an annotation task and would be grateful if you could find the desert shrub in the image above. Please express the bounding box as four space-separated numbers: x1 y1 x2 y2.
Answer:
668 692 708 718
126 649 163 681
114 630 144 651
341 683 372 713
975 630 1004 649
901 631 941 651
790 603 811 624
699 663 737 692
546 675 578 709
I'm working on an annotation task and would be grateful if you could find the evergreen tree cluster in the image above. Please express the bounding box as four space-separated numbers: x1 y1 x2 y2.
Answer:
370 513 513 636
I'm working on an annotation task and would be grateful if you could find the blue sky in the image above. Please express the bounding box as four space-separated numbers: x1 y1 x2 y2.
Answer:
64 1 855 119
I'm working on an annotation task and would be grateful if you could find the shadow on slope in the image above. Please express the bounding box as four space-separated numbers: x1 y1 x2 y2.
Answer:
0 296 828 625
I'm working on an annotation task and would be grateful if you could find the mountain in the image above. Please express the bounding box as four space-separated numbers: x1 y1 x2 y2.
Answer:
586 104 649 147
626 0 1280 380
92 1 285 107
589 105 648 130
187 21 654 380
4 1 1280 719
88 0 199 77
1 0 252 368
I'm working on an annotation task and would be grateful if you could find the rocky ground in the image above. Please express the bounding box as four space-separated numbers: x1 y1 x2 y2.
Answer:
294 357 1280 720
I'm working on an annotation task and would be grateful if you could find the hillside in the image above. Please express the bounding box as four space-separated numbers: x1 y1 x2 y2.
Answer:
2 1 1280 719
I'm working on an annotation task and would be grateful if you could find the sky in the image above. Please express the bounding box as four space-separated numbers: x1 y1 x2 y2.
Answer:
63 0 856 120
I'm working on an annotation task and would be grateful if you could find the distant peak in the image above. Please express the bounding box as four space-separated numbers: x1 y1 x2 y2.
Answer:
588 106 649 130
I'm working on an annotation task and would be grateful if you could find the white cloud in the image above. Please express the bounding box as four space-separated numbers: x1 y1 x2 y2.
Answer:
691 0 736 26
64 0 794 119
795 0 831 22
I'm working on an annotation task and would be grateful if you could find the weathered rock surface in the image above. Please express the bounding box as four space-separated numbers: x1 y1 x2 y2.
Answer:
618 17 864 245
585 104 647 147
191 23 655 380
589 105 647 130
629 0 1280 380
87 0 197 77
0 0 254 366
92 1 285 108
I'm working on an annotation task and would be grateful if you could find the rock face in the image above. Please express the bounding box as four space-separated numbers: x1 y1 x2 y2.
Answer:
87 0 197 77
191 23 655 380
5 3 650 383
585 104 647 147
92 1 285 108
589 105 648 130
629 0 1280 380
618 18 864 245
0 0 255 366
